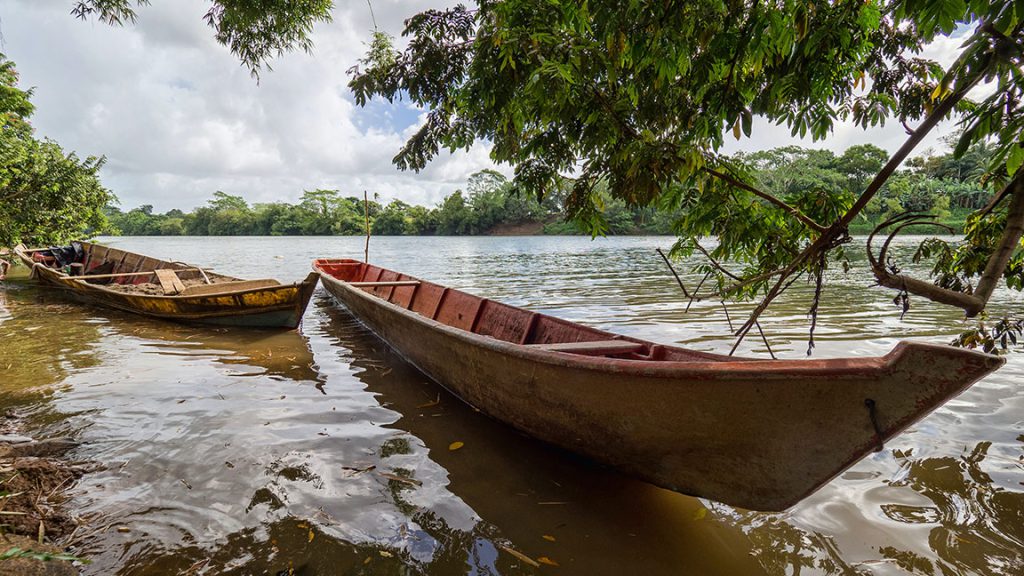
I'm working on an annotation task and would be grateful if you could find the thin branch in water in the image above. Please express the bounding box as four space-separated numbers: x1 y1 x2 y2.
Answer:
755 321 776 360
687 272 711 313
721 301 734 331
730 64 984 345
655 248 690 298
731 269 805 354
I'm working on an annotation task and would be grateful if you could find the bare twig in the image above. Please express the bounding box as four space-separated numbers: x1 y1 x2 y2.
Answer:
693 267 787 300
655 248 690 298
730 69 982 348
721 301 734 331
755 322 776 360
687 272 711 312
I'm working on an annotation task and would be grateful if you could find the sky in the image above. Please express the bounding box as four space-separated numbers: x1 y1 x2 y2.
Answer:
1 0 972 212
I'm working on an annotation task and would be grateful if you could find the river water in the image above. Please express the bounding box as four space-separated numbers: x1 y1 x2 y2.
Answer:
0 235 1021 575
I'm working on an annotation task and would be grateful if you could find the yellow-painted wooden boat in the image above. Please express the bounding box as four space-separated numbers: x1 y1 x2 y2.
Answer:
16 242 317 328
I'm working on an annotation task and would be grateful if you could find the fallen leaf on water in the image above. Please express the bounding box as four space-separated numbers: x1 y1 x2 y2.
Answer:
542 535 556 542
363 557 372 565
308 529 315 543
341 464 375 476
379 550 393 558
417 395 441 409
693 508 707 520
378 472 422 486
297 522 308 529
176 399 186 404
225 461 235 468
448 441 464 451
498 544 540 568
537 556 560 566
182 558 210 575
180 479 193 490
116 526 130 533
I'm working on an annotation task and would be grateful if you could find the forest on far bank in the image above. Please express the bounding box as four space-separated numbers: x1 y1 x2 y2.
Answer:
106 141 995 237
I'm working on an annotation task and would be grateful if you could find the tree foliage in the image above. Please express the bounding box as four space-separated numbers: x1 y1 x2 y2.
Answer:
107 144 988 240
346 0 1024 348
71 0 1024 348
0 53 113 248
70 0 333 78
107 171 570 237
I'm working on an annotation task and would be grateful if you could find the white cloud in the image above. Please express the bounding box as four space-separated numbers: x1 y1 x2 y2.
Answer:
2 0 493 211
1 1 984 212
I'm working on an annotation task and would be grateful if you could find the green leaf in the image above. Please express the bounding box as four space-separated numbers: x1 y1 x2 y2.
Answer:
1007 143 1024 176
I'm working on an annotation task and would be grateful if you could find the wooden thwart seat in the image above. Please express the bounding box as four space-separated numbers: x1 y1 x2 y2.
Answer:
179 279 279 297
154 269 186 295
528 340 646 355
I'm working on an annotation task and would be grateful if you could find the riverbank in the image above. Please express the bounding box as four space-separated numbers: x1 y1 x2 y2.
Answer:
1 412 89 574
1 235 1019 575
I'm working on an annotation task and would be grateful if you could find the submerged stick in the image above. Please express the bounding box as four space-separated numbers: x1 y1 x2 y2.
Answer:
655 248 690 298
755 322 776 360
686 272 711 313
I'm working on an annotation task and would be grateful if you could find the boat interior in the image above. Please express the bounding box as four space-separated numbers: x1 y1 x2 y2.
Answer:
25 242 266 296
316 259 733 362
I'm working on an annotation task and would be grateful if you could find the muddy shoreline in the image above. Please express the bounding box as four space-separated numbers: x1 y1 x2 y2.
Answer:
1 412 91 575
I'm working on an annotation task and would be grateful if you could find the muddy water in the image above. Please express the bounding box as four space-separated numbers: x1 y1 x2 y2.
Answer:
0 235 1021 575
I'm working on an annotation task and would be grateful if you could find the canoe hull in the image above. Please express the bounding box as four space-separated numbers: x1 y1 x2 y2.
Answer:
17 244 318 329
315 259 1003 511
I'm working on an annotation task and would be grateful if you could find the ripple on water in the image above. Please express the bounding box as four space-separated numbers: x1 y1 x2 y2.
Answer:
0 235 1020 575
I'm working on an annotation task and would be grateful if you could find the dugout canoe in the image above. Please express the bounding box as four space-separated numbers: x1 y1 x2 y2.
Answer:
314 258 1005 511
15 242 318 328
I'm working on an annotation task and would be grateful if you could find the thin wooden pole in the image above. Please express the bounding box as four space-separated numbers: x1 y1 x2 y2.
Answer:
70 268 201 281
364 190 371 263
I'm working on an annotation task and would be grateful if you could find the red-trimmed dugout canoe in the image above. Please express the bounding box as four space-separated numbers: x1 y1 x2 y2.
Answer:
313 258 1004 511
15 242 318 329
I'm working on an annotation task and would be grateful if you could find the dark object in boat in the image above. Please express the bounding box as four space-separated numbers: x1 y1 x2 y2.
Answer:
15 242 318 329
313 258 1004 511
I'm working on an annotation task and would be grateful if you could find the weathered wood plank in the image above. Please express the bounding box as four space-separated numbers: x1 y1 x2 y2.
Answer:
72 268 201 280
154 269 186 295
349 281 421 287
179 279 279 296
527 340 646 355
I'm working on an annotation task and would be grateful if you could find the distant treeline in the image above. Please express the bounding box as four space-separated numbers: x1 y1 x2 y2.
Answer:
106 143 995 237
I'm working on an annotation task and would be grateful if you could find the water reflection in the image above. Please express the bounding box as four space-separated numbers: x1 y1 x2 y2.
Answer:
0 236 1019 576
0 284 104 428
314 298 768 575
880 444 1024 574
108 320 323 386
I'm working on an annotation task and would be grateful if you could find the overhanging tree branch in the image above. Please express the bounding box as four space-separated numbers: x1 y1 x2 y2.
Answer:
703 167 827 232
730 64 986 348
867 174 1024 316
